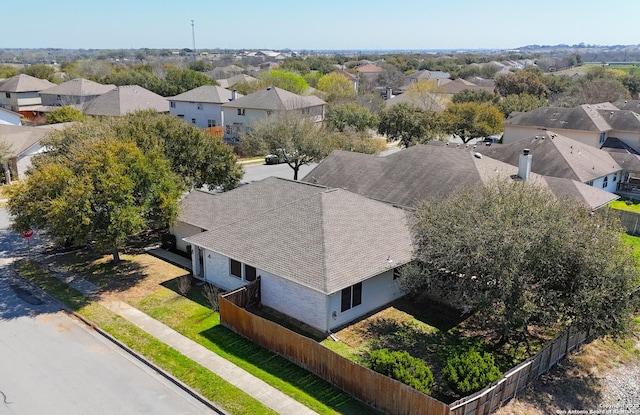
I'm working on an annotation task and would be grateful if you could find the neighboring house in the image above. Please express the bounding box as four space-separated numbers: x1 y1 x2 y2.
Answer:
220 86 325 142
0 107 22 125
502 103 640 152
434 78 495 98
476 131 623 192
168 86 241 128
355 64 383 82
179 177 412 333
217 74 257 89
331 70 358 91
39 78 115 110
0 74 56 116
302 144 618 210
206 65 245 80
384 90 446 112
83 85 169 116
0 123 71 182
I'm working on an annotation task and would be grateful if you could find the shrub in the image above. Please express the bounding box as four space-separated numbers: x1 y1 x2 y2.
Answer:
202 283 221 311
442 349 502 395
369 348 434 394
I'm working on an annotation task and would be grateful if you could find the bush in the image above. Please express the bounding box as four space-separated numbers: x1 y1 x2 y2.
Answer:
442 349 502 395
369 348 433 394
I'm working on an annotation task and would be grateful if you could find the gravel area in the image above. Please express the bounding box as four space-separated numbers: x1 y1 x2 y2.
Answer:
599 358 640 412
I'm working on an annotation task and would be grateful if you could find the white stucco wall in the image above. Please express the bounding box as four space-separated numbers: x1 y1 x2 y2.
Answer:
15 142 44 179
172 221 203 252
326 269 405 332
589 172 621 192
195 245 407 333
170 101 223 128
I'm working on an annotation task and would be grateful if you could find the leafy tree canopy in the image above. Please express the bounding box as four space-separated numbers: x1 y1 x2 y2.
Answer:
494 70 547 98
442 102 504 143
258 69 309 94
21 64 57 82
496 93 547 117
378 102 439 148
317 72 356 102
8 137 183 262
403 179 639 345
325 102 377 132
45 106 85 124
452 89 496 104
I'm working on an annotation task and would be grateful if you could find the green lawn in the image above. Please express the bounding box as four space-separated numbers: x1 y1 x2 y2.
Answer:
15 260 277 415
16 258 378 415
610 200 640 213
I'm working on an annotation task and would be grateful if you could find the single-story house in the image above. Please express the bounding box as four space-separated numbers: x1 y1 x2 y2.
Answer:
84 85 169 116
0 107 22 125
220 86 325 142
0 122 71 182
476 131 623 193
177 177 412 333
168 85 241 128
302 144 618 211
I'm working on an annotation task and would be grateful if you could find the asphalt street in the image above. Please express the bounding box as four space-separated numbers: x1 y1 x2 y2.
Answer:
0 207 213 414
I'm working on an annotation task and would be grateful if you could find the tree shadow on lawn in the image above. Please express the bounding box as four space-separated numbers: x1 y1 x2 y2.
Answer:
199 324 383 415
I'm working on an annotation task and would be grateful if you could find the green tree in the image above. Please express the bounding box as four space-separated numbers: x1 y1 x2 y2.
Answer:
325 103 377 132
378 102 436 147
317 72 356 102
0 64 19 79
404 179 638 345
164 67 216 95
232 79 268 95
241 112 381 180
21 64 56 82
258 69 309 94
402 80 448 111
43 111 242 191
452 89 496 104
8 138 183 263
496 93 547 117
442 102 504 143
188 60 213 72
45 106 85 124
494 70 547 98
559 77 630 107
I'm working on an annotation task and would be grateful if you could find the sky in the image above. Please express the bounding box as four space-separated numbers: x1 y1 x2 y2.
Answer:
3 0 640 51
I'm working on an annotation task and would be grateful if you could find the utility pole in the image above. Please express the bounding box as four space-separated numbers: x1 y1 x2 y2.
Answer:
191 20 197 59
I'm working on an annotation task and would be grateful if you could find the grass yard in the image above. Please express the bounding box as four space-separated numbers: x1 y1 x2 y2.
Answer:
610 199 640 214
43 251 379 415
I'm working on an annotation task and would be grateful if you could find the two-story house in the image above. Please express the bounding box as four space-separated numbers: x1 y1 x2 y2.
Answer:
39 78 115 110
168 85 241 128
83 85 169 116
220 86 325 142
0 74 56 116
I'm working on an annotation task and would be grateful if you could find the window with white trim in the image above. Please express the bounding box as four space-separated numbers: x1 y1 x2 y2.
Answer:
170 101 176 108
230 259 242 278
207 120 216 127
599 132 606 144
341 282 362 312
237 108 245 116
245 265 257 281
602 176 608 188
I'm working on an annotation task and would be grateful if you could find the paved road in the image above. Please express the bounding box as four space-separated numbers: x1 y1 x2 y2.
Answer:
240 161 317 184
0 208 214 414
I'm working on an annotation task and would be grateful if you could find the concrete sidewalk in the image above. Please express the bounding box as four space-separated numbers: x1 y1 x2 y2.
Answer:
40 252 319 415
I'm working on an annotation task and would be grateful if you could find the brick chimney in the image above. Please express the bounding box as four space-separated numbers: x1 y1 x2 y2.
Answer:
518 149 532 180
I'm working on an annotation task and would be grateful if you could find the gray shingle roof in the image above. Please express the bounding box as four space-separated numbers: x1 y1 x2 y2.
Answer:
184 185 412 294
39 78 115 96
169 85 241 104
597 109 640 132
476 131 621 183
217 74 257 89
83 85 168 116
0 74 56 92
177 177 327 231
504 105 612 132
221 87 325 110
303 144 618 210
612 99 640 112
0 123 72 157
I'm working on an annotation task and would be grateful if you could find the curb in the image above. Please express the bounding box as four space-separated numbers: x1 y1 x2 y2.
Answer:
11 261 228 415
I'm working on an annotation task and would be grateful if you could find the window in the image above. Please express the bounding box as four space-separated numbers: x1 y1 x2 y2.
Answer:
225 125 232 135
245 265 257 281
237 108 245 116
207 120 216 127
613 173 617 182
340 282 362 312
230 259 242 278
191 118 196 124
177 114 184 119
602 176 608 188
170 101 176 108
197 103 203 110
5 92 9 99
266 110 272 116
599 132 606 144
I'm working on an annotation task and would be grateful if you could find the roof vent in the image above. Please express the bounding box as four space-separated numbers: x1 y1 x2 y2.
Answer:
266 87 272 90
473 152 482 159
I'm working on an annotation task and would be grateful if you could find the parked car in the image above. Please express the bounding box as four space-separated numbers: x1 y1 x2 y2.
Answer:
265 149 291 165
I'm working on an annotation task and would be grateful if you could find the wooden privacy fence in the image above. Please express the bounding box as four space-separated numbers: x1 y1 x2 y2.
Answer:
449 326 590 415
220 288 450 415
221 285 590 415
612 209 640 235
